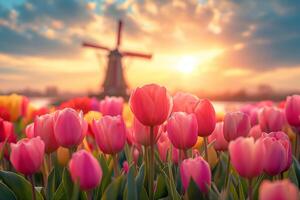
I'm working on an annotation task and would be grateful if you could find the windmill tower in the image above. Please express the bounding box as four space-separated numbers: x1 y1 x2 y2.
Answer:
82 20 152 99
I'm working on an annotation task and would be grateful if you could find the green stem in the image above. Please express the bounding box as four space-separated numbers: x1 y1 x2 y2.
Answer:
203 137 208 162
71 183 80 200
112 154 119 177
149 126 155 200
248 179 253 200
28 175 36 200
225 153 231 187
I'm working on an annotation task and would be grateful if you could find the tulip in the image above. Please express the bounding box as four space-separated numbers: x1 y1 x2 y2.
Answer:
129 84 173 126
194 99 216 137
180 156 211 193
157 132 181 163
53 108 87 148
1 119 15 142
258 107 285 132
285 95 300 127
34 113 59 153
132 147 140 164
25 123 34 139
69 150 102 190
259 180 299 200
249 125 262 140
122 161 129 174
57 147 70 166
223 112 250 142
167 112 198 150
132 117 160 146
10 137 45 175
0 107 10 121
172 92 199 113
99 96 124 116
229 137 265 179
208 122 228 151
263 132 292 172
92 115 126 154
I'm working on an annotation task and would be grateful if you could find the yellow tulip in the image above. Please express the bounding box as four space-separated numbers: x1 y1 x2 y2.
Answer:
57 147 70 166
0 94 25 121
123 103 134 127
84 111 102 123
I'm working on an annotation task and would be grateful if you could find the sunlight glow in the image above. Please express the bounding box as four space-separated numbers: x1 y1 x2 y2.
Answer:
176 56 199 74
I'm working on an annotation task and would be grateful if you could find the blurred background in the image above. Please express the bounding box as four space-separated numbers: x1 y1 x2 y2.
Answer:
0 0 300 106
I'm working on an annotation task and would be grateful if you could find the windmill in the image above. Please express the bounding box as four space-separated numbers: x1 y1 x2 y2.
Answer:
82 20 152 99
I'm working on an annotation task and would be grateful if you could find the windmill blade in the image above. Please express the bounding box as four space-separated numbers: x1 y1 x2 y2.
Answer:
82 42 111 51
122 51 152 59
116 20 123 48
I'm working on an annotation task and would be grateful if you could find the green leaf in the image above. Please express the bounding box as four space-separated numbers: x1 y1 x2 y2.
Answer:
127 166 138 200
0 171 43 200
187 179 205 200
46 167 56 200
95 154 113 198
292 156 300 187
154 174 167 199
52 183 67 200
0 181 17 200
101 175 125 200
62 168 74 200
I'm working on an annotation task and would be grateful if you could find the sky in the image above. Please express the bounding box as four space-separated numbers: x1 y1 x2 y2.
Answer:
0 0 300 95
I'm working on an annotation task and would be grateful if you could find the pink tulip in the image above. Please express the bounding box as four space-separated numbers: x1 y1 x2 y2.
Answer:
172 92 199 113
92 115 126 154
167 112 198 150
263 132 292 172
34 113 59 153
99 96 124 116
258 107 285 132
129 84 173 126
249 125 262 140
259 180 299 200
229 137 265 178
69 150 102 190
180 156 211 192
194 99 216 137
54 108 87 148
122 161 129 174
285 95 300 127
157 132 181 163
10 137 45 175
223 112 250 142
0 119 16 143
132 117 160 146
132 147 140 164
208 122 228 151
25 123 34 139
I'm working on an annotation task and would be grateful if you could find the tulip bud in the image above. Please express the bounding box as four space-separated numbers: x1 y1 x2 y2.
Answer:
208 122 228 151
132 117 160 146
285 95 300 127
180 156 211 193
25 123 34 139
92 115 126 154
34 113 59 153
258 107 285 132
259 180 299 200
167 112 198 150
129 84 173 126
157 131 181 163
194 99 216 137
54 108 87 148
229 137 265 179
10 137 45 175
223 112 250 142
249 125 262 140
172 92 199 114
99 96 124 116
69 150 102 190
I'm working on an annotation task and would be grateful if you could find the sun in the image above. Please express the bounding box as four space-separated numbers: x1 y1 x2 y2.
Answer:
176 56 199 74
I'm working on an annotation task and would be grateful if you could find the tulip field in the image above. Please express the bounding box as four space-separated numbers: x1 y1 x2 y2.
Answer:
1 84 300 200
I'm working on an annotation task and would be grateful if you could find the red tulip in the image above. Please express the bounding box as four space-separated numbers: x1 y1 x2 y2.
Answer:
263 131 292 172
10 137 45 175
0 107 10 121
92 115 126 154
258 107 285 132
69 150 102 190
172 92 199 113
167 112 198 150
229 137 265 178
259 180 299 200
223 112 250 142
208 122 228 151
194 99 216 137
54 108 87 148
0 119 16 143
34 113 59 153
99 96 124 116
285 95 300 127
129 84 173 126
132 117 160 146
180 156 211 192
